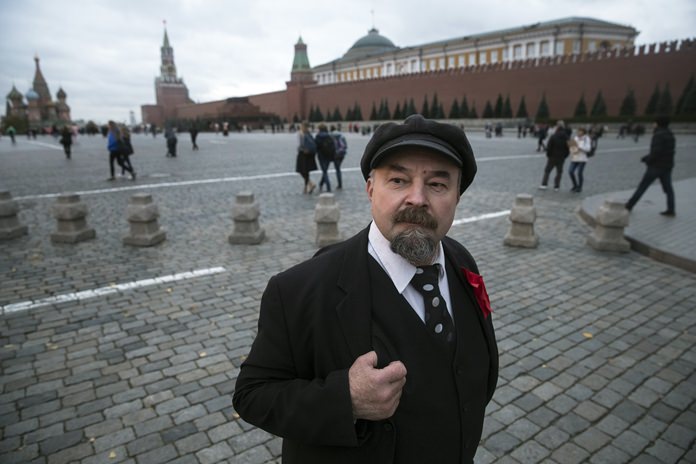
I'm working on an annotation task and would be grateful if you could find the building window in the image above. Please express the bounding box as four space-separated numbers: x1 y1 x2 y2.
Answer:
588 41 596 52
540 40 550 56
469 53 476 65
513 44 523 59
502 48 509 61
386 63 392 75
479 51 486 64
491 50 498 63
411 59 418 72
573 40 581 54
526 42 536 57
555 41 564 55
448 56 455 69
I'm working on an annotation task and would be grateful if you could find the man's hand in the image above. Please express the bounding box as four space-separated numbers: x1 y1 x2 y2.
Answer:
349 351 407 421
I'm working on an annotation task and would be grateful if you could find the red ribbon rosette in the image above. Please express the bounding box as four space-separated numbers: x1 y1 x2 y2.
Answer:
461 268 492 319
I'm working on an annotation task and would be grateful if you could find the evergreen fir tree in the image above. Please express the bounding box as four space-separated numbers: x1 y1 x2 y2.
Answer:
393 102 402 120
574 94 588 117
503 95 513 118
676 75 694 114
460 96 470 118
494 94 503 117
483 101 494 118
469 103 478 119
449 99 460 119
536 94 550 119
590 91 607 117
333 107 342 121
421 95 430 118
516 96 528 118
370 102 379 121
619 89 636 117
407 98 417 116
315 107 324 122
354 102 363 121
431 94 440 118
681 81 696 115
656 83 673 114
345 107 354 121
645 85 660 115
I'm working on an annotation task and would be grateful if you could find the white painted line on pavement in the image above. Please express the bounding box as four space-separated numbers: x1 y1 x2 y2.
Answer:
26 140 63 150
452 210 510 226
1 266 227 315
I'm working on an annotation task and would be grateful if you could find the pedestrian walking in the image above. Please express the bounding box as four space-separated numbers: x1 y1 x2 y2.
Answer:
190 126 199 150
295 121 317 194
331 125 348 189
568 127 592 192
625 116 676 216
6 125 17 145
539 120 569 191
119 126 136 180
315 124 335 193
234 114 498 464
106 121 135 180
536 124 548 152
59 126 72 159
165 127 178 157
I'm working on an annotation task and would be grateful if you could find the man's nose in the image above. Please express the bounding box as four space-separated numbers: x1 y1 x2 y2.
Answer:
404 182 428 206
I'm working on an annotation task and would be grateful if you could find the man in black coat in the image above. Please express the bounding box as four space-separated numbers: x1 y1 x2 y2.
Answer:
233 115 498 463
539 120 570 191
625 115 676 216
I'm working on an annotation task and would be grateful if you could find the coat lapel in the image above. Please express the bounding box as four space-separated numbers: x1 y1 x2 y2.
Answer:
334 227 374 360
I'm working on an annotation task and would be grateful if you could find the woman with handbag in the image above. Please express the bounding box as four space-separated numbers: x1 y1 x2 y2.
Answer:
295 121 317 194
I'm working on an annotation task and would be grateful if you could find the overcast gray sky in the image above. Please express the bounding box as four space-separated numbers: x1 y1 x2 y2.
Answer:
1 0 694 124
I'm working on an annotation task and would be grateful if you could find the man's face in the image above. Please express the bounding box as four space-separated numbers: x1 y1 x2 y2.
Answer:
367 148 461 262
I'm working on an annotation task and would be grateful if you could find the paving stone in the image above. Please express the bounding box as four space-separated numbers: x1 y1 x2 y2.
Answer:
134 443 178 464
126 433 164 456
510 440 551 463
550 442 590 464
196 442 235 464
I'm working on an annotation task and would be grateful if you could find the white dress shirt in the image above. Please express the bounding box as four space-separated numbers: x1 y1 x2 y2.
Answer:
367 221 454 323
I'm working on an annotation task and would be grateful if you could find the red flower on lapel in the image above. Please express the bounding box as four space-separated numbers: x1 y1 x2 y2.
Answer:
461 268 492 319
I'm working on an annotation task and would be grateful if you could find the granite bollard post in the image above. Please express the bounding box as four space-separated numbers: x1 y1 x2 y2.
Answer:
0 191 28 240
587 199 630 252
50 193 96 244
503 193 539 248
228 192 265 245
315 193 341 247
123 193 166 246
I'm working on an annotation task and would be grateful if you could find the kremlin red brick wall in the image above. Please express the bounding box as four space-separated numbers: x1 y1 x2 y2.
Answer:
251 40 696 122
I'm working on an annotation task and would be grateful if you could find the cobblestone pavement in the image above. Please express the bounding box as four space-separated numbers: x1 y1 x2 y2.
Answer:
1 130 695 463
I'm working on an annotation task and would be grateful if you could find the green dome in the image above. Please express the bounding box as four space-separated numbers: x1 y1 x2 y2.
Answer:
344 28 397 59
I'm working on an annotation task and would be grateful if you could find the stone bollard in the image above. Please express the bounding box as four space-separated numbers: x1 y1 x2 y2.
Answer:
587 199 630 252
503 193 539 248
315 193 341 247
123 193 166 246
0 191 28 240
50 193 96 244
228 192 265 245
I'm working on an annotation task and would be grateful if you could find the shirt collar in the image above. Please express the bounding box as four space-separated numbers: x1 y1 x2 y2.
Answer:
368 221 445 294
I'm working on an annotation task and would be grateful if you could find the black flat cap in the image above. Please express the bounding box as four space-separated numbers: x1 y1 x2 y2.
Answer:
360 114 477 194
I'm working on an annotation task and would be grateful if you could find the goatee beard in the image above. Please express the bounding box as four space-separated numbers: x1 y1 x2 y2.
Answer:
389 208 438 266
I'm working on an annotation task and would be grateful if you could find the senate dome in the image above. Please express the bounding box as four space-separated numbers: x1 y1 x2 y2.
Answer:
343 28 398 59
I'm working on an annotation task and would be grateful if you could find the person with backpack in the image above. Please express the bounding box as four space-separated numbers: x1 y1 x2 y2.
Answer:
330 125 347 189
538 120 569 191
315 124 336 193
296 121 317 194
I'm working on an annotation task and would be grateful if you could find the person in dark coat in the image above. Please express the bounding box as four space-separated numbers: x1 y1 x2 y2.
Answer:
59 126 72 159
625 116 676 216
234 114 498 464
295 121 317 194
315 123 336 192
538 121 569 190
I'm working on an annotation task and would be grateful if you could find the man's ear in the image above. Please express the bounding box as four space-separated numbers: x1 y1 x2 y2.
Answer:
366 177 374 201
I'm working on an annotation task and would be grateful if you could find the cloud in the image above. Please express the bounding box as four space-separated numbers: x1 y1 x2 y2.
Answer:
1 0 694 123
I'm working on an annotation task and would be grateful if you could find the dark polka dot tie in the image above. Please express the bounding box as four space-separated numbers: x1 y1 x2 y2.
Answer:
411 264 455 343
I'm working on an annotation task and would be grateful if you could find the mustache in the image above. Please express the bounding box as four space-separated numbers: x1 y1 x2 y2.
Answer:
392 207 438 230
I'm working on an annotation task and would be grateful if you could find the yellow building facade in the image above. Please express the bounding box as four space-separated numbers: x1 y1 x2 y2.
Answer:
312 17 638 85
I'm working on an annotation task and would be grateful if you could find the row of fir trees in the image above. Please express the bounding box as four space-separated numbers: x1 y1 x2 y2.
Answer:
304 75 696 122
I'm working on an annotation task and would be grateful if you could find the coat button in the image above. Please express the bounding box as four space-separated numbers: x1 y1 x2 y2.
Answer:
456 367 464 376
384 423 393 432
